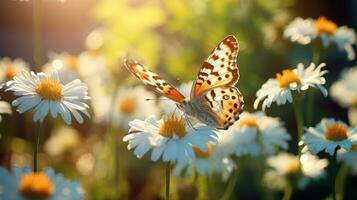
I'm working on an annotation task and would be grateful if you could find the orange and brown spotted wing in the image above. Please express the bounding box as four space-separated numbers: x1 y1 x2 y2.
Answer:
124 59 185 102
200 86 244 130
191 35 239 98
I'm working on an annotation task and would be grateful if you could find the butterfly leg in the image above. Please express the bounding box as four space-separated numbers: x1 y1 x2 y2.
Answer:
184 114 197 131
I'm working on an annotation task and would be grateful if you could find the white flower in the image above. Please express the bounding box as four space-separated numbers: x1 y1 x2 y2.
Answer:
254 63 327 111
0 100 12 122
284 17 356 60
112 85 160 128
338 145 357 175
77 51 109 79
91 85 159 126
263 152 328 190
330 66 357 126
302 118 357 156
85 27 107 51
44 52 80 84
123 115 218 165
76 153 95 175
45 52 110 84
159 81 192 115
348 108 357 126
6 70 90 124
228 111 290 156
0 57 29 84
299 152 329 177
284 17 316 45
174 131 237 181
330 66 357 108
44 126 80 156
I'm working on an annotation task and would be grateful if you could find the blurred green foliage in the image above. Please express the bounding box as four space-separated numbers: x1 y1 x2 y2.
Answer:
94 0 296 110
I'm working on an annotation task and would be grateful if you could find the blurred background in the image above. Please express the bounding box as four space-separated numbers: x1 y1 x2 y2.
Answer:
0 0 357 199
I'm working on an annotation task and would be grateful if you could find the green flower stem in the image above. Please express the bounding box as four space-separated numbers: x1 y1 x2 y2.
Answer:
220 170 238 200
336 164 349 200
306 91 315 127
165 162 171 200
282 182 293 200
196 175 208 199
33 122 41 172
312 41 322 64
108 84 120 197
331 150 338 200
33 0 43 71
292 94 304 155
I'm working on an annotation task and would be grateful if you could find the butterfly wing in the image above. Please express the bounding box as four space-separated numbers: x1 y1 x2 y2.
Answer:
191 35 239 99
194 87 244 130
124 59 185 102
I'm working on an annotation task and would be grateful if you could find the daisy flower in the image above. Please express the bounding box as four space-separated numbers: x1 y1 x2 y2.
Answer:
91 85 158 125
111 85 160 128
44 52 81 84
0 100 12 122
45 52 109 84
85 27 107 51
77 51 109 79
6 70 90 124
228 111 290 156
174 130 237 181
76 153 95 176
330 66 357 125
254 62 328 110
302 118 357 156
330 66 357 108
284 17 316 45
263 152 328 190
0 57 29 84
44 126 80 157
123 115 218 165
0 166 83 200
284 17 356 60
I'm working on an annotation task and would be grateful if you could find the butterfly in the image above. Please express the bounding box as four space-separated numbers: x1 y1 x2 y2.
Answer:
124 35 244 130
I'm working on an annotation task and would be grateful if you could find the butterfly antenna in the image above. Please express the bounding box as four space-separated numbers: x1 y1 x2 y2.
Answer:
145 98 171 101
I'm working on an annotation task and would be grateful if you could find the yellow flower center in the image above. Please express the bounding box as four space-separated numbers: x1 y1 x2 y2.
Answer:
35 79 63 100
192 144 213 158
67 56 79 70
276 69 301 88
158 116 187 138
239 118 259 130
287 158 300 174
315 16 337 35
19 172 54 198
118 97 135 114
324 124 348 141
4 66 16 79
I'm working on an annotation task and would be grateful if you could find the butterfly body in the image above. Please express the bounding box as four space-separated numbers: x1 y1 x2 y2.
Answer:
125 35 244 130
179 98 217 127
